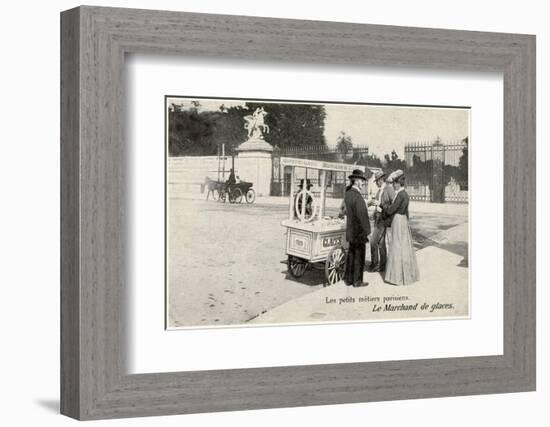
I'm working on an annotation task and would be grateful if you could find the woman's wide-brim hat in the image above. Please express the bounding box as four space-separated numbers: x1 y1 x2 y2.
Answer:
388 169 405 182
348 169 367 180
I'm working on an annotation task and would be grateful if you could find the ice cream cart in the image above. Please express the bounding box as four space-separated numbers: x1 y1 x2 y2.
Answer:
281 158 366 286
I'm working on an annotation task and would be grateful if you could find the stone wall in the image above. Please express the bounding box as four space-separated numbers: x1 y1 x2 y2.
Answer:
168 156 235 196
168 142 275 197
168 155 272 197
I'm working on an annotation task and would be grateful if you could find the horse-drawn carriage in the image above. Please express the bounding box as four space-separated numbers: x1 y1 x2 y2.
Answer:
205 178 256 204
219 181 256 204
281 158 366 286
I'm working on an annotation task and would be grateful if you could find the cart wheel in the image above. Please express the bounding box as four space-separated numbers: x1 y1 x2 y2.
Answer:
245 188 256 204
229 188 243 204
288 255 308 278
325 245 346 286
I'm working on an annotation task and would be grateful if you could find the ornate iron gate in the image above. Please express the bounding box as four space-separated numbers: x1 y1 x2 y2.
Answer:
404 138 468 203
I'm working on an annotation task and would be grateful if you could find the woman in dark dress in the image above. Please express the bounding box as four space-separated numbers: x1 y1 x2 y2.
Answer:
383 170 419 286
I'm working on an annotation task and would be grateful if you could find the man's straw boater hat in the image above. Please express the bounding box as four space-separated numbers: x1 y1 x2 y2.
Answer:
373 170 386 181
348 169 367 180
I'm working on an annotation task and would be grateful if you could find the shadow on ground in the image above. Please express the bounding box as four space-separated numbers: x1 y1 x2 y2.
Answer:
436 242 469 267
35 399 59 413
279 259 328 287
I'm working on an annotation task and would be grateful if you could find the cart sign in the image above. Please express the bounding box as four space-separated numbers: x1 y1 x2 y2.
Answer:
322 236 342 247
287 229 313 258
280 157 366 173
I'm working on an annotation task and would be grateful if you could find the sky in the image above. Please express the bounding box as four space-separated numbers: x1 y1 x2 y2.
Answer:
324 104 469 158
167 98 470 159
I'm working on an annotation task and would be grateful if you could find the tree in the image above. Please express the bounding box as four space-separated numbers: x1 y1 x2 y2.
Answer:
169 102 182 113
366 153 383 169
408 154 431 183
168 108 216 156
336 131 353 157
168 101 328 156
209 106 248 155
350 149 370 166
244 102 327 150
382 150 407 175
458 136 469 188
168 104 249 156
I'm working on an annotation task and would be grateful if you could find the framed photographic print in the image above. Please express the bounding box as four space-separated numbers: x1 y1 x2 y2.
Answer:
61 6 535 420
165 96 471 329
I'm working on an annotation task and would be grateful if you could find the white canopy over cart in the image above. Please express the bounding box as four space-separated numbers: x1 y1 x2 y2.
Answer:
281 158 366 286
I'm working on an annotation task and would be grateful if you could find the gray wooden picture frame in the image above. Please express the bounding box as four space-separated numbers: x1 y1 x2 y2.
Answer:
60 5 536 421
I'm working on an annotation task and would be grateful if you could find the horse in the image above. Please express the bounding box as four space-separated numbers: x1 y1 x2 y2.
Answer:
204 176 223 201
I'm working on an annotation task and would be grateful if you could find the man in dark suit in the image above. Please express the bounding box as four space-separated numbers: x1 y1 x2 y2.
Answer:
343 169 370 287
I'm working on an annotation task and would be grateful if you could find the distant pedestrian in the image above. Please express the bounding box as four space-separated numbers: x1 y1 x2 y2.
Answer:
343 169 370 287
383 170 419 286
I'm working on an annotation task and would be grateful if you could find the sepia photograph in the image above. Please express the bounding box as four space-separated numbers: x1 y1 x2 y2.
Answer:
166 96 470 329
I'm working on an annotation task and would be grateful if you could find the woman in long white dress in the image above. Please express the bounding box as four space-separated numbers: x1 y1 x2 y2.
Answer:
383 171 419 286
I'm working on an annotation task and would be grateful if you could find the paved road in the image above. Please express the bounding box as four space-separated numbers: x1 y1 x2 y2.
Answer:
167 197 468 328
250 242 469 325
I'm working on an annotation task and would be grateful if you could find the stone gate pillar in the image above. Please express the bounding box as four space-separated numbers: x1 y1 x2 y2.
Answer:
235 138 273 197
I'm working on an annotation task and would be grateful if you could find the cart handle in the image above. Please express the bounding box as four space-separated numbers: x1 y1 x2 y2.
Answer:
294 189 319 223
